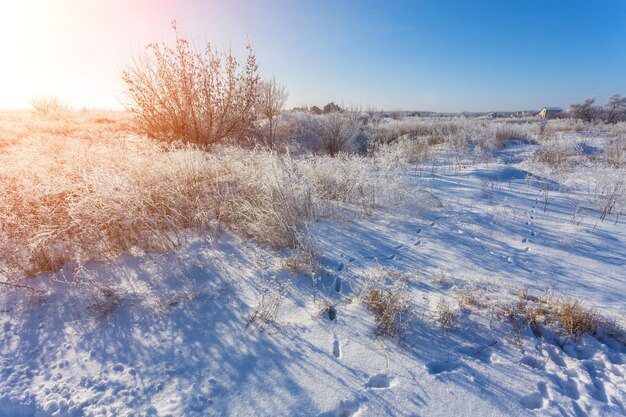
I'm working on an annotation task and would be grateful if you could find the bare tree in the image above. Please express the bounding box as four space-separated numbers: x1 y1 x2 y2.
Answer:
365 106 382 125
257 76 289 148
605 94 626 123
122 21 260 146
568 98 600 123
29 96 67 117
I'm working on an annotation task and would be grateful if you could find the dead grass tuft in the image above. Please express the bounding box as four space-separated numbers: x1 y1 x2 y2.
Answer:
362 268 412 338
435 298 459 331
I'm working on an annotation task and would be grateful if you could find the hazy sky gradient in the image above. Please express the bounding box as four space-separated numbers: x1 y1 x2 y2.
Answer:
1 0 625 111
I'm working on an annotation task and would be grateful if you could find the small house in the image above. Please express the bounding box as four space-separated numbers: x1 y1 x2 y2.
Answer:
537 107 563 119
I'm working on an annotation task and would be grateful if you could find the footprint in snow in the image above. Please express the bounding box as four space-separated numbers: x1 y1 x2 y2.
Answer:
458 344 494 364
522 238 527 243
561 377 581 400
320 400 364 417
337 262 344 272
520 392 544 410
585 378 608 403
393 244 403 250
415 228 422 235
327 306 337 321
332 337 341 358
530 231 536 237
334 277 342 293
365 373 393 389
520 355 545 370
426 360 460 375
537 381 551 399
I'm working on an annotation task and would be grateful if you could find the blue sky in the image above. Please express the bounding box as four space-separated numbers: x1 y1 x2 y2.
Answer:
1 0 625 111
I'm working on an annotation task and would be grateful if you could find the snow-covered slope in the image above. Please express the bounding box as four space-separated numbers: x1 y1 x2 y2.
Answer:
1 142 625 417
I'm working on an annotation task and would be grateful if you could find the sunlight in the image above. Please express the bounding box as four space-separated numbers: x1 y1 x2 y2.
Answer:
0 1 70 108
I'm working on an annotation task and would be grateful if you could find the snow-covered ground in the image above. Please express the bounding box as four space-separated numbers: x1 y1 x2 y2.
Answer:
1 137 625 416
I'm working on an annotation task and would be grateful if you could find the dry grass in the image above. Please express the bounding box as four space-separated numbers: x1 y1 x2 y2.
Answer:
605 138 625 168
435 298 459 331
0 111 410 280
500 293 624 341
362 268 412 338
532 138 579 168
493 124 533 148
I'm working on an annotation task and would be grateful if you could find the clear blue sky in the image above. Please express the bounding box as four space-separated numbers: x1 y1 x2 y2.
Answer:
1 0 625 111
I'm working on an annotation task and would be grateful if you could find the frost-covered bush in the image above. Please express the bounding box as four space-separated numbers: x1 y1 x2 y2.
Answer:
0 118 413 279
605 138 625 168
372 135 431 164
492 123 534 148
532 137 580 168
122 22 260 146
29 96 68 118
212 149 314 249
312 111 363 156
299 153 409 214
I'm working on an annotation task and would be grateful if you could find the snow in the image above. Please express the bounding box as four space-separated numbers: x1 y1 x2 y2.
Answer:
1 138 625 416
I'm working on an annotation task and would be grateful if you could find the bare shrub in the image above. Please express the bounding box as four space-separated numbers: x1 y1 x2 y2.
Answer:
280 234 318 276
596 180 625 223
567 94 626 123
569 98 601 123
362 268 412 338
29 96 68 118
456 288 485 309
605 138 625 168
431 270 453 288
314 110 362 156
247 278 290 330
257 76 289 148
605 94 626 123
435 298 459 331
122 21 260 146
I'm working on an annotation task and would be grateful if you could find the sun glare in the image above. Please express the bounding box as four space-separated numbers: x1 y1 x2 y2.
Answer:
0 1 69 108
